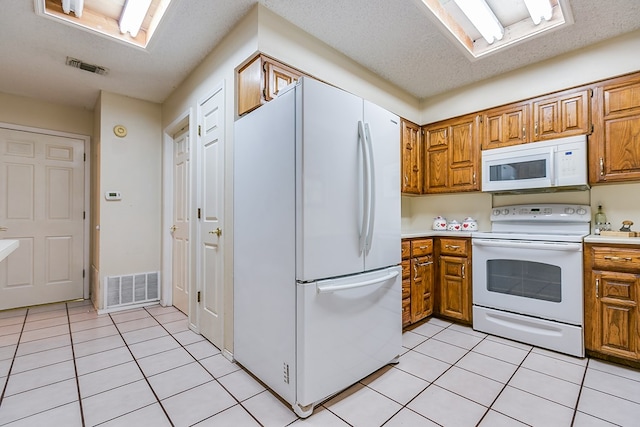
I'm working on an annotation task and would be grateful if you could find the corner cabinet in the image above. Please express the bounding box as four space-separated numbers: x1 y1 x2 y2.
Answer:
401 238 434 327
585 244 640 362
237 54 303 116
423 114 480 193
401 119 423 194
590 73 640 184
436 237 472 324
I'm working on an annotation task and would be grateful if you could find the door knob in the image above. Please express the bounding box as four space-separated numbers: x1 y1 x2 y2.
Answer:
170 225 177 232
209 227 222 237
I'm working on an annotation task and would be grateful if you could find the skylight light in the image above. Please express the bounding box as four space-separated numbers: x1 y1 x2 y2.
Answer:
420 0 573 59
35 0 172 49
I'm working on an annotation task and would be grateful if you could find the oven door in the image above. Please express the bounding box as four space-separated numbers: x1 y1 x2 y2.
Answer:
472 238 583 325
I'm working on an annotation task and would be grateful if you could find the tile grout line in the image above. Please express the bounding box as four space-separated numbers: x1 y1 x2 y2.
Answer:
142 306 266 426
65 303 87 427
0 310 28 406
106 310 176 427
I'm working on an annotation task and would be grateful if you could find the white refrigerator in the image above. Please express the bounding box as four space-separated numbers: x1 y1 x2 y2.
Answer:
233 77 401 418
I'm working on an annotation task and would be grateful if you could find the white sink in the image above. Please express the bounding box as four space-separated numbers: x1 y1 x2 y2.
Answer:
0 240 19 262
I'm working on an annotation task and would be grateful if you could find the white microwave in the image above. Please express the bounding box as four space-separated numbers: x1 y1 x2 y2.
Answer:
481 135 589 193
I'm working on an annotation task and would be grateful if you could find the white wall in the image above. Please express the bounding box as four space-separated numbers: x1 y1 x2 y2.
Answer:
401 30 640 236
96 92 162 303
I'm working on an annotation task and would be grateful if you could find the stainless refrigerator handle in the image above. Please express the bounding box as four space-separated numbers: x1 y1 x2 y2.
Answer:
317 270 399 294
364 123 375 252
358 121 369 254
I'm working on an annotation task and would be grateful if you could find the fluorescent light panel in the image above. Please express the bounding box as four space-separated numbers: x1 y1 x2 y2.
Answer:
453 0 504 44
524 0 553 25
119 0 153 38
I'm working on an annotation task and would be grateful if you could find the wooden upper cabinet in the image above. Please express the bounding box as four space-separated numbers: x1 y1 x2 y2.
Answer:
531 88 591 141
237 54 303 116
590 73 640 184
481 102 529 150
401 119 422 194
423 114 479 193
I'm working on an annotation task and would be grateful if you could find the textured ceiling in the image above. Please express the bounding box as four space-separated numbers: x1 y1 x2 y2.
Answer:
1 0 640 111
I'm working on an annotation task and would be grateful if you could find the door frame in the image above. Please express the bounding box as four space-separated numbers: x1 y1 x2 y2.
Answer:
0 121 91 299
162 109 198 328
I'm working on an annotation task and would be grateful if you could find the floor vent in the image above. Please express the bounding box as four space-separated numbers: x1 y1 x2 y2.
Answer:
105 272 160 308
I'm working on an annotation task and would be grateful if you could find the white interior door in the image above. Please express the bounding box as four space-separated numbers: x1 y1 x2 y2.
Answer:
197 84 225 348
0 128 84 310
171 130 190 314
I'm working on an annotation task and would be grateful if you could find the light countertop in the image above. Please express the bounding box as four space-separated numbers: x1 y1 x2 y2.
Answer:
402 230 475 239
0 240 19 262
584 234 640 245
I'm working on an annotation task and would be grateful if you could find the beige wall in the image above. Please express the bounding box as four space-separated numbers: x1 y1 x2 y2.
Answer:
94 92 162 308
0 92 93 136
402 30 640 236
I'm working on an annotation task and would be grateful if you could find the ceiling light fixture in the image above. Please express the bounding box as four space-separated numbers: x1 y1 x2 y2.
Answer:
524 0 553 25
453 0 504 44
61 0 84 18
119 0 152 38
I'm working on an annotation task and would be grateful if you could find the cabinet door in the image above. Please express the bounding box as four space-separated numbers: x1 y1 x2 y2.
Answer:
591 74 640 183
449 117 479 191
411 255 434 323
401 119 423 194
264 60 301 102
482 103 529 150
588 271 639 360
237 56 264 116
438 255 471 322
532 88 591 141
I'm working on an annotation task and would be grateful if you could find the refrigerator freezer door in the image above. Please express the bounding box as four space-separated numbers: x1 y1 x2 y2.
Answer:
296 266 402 408
362 100 401 271
296 78 367 282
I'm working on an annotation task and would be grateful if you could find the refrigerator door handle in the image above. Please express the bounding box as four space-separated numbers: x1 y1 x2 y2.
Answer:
358 121 370 254
316 270 399 294
364 123 375 252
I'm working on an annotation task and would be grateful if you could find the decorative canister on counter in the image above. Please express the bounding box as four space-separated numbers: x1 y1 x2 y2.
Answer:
433 216 447 230
447 220 461 231
462 217 478 231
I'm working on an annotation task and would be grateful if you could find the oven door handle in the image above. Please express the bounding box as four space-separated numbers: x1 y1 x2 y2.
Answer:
472 239 582 251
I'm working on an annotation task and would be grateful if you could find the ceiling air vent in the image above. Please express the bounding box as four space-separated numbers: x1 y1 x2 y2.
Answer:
66 57 108 75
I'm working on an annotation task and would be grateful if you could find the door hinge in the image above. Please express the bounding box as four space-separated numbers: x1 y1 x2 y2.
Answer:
197 291 201 303
197 208 201 219
83 211 86 220
83 153 86 161
198 125 202 136
82 269 85 278
283 362 290 384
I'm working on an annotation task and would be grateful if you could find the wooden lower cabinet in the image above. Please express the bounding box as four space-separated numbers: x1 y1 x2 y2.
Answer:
401 238 434 327
585 244 640 362
401 236 471 327
436 237 472 324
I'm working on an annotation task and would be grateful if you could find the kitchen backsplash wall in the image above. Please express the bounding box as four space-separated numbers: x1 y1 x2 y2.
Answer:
402 182 640 235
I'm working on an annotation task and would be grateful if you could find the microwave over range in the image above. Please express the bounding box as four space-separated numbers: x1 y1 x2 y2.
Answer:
481 135 589 193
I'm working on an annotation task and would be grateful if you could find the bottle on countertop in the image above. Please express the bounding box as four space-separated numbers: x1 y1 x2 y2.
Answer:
594 205 607 234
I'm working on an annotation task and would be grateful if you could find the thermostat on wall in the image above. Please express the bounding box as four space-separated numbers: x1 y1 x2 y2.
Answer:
105 191 122 201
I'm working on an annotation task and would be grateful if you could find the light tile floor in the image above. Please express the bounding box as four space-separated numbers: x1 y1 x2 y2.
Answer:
1 301 639 426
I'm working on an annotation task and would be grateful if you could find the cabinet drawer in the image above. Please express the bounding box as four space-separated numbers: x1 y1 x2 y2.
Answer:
438 238 469 256
592 247 640 273
402 278 411 299
402 260 410 280
411 239 433 257
401 240 411 260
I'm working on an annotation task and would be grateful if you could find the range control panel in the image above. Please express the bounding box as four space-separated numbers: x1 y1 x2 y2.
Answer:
491 204 591 222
